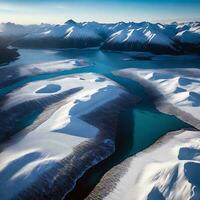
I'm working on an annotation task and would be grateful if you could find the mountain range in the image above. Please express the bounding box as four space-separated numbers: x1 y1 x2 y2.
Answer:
0 20 199 54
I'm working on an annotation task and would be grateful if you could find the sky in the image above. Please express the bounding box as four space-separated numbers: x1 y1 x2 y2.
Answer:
0 0 200 25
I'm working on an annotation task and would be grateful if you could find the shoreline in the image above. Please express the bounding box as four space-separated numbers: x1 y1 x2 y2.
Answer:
14 93 136 200
0 47 19 65
114 69 200 130
0 72 137 200
86 127 198 200
85 68 200 199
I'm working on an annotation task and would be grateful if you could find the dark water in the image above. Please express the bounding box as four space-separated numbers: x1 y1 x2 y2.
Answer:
0 48 198 199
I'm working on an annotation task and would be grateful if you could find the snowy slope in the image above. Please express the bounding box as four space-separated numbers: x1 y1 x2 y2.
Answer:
86 67 200 200
0 22 51 37
87 129 200 200
0 73 134 200
64 25 102 40
24 21 102 40
0 21 199 53
102 23 177 53
114 68 200 129
107 24 174 46
175 27 200 44
14 23 103 48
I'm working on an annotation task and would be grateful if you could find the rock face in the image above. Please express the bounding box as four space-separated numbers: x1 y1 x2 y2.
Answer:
0 40 19 64
0 47 19 64
0 21 200 54
0 73 136 200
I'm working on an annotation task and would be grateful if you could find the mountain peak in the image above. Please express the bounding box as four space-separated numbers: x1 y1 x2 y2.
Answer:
65 19 77 25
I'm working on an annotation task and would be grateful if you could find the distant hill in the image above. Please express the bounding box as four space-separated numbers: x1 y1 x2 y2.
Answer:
0 40 19 64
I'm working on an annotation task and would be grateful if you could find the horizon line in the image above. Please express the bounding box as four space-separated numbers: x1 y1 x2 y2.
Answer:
1 18 200 26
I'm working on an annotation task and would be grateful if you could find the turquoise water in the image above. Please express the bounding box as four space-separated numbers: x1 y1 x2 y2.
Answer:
66 75 191 200
111 75 191 156
0 48 198 199
1 48 200 96
36 84 61 93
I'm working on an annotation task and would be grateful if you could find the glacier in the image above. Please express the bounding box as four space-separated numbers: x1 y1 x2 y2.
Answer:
0 73 136 200
86 67 200 200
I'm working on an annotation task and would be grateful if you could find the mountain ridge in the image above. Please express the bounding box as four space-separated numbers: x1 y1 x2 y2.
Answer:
0 20 199 54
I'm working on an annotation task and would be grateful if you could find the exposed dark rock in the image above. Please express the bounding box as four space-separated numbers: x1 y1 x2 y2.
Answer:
100 41 181 55
0 47 19 64
13 37 103 49
12 93 136 200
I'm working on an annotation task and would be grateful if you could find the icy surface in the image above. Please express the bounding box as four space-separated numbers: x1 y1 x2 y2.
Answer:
19 59 90 76
104 129 200 200
115 68 200 125
0 73 127 200
93 67 200 200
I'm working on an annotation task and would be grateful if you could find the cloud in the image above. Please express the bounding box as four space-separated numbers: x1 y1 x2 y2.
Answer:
0 3 18 13
0 8 14 13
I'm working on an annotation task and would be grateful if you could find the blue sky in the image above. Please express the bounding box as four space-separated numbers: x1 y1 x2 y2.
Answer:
0 0 199 24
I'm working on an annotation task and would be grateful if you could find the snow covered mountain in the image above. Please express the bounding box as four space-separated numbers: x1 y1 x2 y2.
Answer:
0 20 199 54
101 22 177 54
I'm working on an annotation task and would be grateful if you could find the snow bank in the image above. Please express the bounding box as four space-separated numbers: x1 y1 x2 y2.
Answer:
19 59 91 76
3 73 123 110
114 68 200 129
87 129 200 200
85 67 200 200
0 58 91 90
